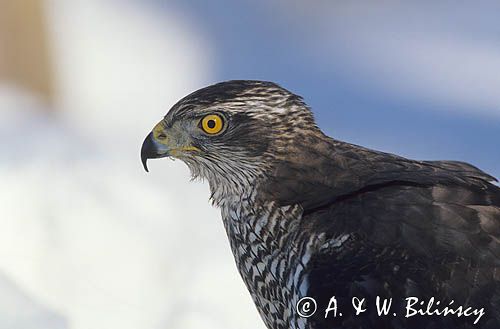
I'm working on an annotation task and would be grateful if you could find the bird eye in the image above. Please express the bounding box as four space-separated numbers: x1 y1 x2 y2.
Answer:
201 114 224 135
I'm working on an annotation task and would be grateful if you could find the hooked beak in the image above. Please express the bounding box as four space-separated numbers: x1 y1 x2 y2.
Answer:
141 132 170 172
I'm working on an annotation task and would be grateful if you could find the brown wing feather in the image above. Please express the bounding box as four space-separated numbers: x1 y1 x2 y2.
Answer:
302 183 500 328
262 134 500 328
263 135 498 210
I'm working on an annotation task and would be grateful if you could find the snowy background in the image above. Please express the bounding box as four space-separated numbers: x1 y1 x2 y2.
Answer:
0 1 499 329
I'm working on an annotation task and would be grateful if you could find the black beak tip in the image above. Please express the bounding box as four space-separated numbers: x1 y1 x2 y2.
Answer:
142 158 149 172
141 132 154 172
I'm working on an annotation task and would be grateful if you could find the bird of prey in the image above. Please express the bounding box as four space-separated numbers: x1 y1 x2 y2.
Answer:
141 80 500 329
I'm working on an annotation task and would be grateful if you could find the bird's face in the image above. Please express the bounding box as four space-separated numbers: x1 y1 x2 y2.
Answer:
141 110 229 165
141 80 318 200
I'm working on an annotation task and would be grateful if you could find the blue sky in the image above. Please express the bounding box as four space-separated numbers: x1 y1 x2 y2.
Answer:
147 0 500 178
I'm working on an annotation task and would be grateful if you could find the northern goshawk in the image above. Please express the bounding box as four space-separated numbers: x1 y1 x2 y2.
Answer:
141 80 500 329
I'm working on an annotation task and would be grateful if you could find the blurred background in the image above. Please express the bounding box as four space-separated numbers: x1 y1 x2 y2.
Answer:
0 1 499 328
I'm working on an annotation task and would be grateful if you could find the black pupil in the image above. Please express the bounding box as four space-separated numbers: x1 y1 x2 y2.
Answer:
207 119 216 129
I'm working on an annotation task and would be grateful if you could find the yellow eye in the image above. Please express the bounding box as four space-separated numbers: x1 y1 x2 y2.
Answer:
201 114 224 134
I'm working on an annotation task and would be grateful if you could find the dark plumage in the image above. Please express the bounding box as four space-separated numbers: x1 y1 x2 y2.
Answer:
141 80 500 329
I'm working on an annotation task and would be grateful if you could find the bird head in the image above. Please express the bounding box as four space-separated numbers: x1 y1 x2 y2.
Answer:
141 80 321 203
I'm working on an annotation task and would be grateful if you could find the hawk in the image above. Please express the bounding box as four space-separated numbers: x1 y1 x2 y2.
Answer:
141 80 500 329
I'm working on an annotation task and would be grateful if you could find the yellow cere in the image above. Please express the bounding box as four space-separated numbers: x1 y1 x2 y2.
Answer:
201 114 224 134
152 121 167 140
